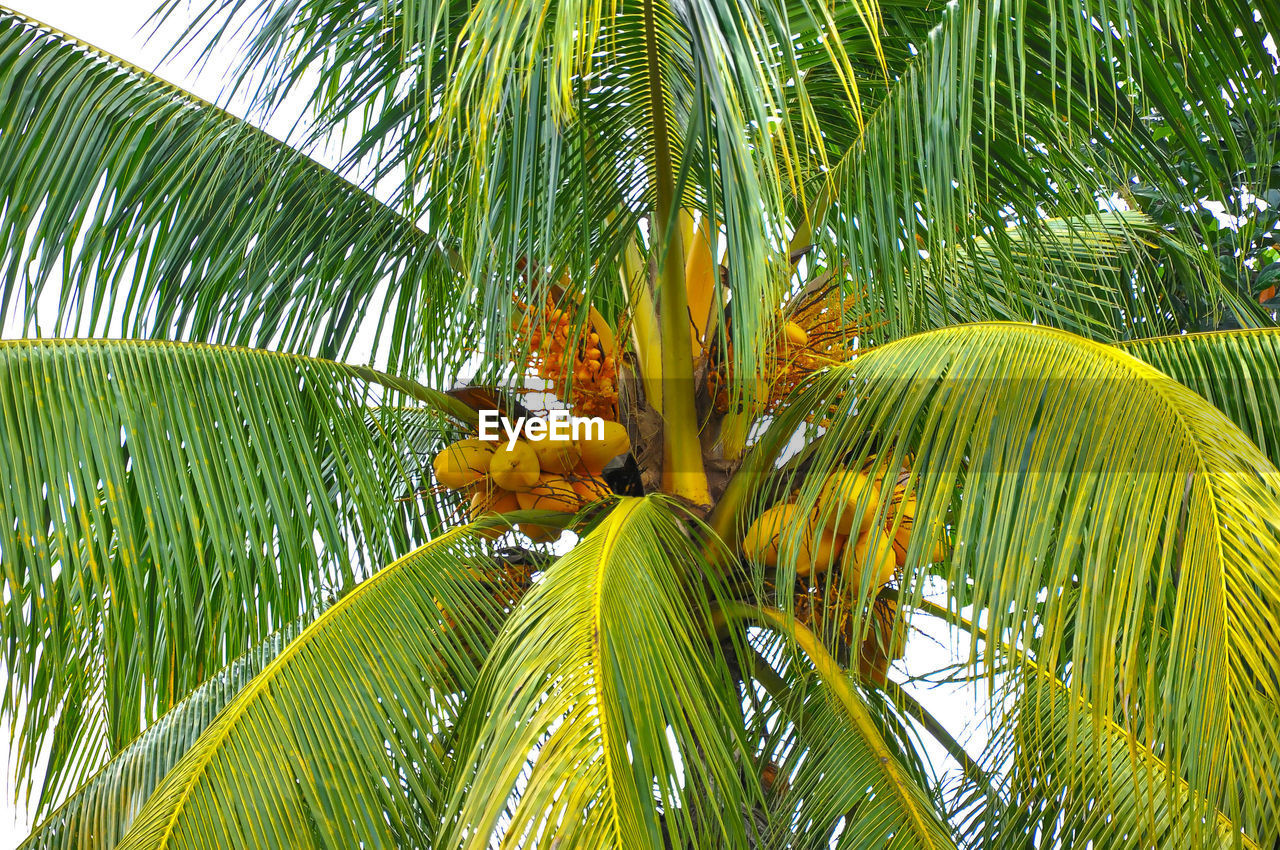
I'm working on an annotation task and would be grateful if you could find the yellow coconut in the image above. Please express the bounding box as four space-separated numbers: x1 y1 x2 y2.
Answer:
795 529 843 578
489 440 541 492
851 532 897 587
520 522 562 543
570 469 613 504
817 470 881 536
891 514 950 566
742 504 800 567
892 525 912 564
858 599 904 686
516 474 582 513
576 420 631 473
469 488 520 539
528 431 582 474
783 321 809 347
432 438 495 490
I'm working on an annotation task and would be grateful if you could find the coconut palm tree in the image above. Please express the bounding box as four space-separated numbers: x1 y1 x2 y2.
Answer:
1 0 1278 846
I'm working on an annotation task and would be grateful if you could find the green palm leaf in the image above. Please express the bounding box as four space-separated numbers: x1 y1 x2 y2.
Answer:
442 497 755 849
758 322 1280 845
114 528 507 850
1121 329 1280 468
913 212 1197 338
971 664 1261 850
0 339 445 815
742 607 959 849
18 614 310 850
0 9 464 376
823 0 1274 344
156 0 888 412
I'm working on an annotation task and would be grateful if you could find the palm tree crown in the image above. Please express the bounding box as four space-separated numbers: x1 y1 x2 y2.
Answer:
1 0 1278 847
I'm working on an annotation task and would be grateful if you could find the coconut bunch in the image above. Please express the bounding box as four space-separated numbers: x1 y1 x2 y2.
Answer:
706 287 867 416
742 456 949 589
432 422 631 543
511 292 619 420
743 457 947 682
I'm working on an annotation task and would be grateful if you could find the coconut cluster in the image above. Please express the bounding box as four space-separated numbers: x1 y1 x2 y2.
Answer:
512 293 619 419
432 422 631 542
742 457 948 588
706 284 867 416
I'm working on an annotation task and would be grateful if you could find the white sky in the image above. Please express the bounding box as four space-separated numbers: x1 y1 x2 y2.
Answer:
0 3 990 846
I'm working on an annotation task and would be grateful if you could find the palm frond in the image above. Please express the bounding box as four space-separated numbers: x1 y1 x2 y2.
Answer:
0 339 446 815
756 322 1280 846
1121 329 1280 468
113 528 508 850
154 0 890 412
823 0 1276 344
142 0 1279 379
428 0 798 403
742 608 959 849
968 663 1261 850
18 615 309 850
442 497 755 849
910 212 1200 338
0 9 467 377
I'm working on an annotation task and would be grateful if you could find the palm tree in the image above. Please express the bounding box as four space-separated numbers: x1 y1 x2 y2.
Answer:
1 0 1278 846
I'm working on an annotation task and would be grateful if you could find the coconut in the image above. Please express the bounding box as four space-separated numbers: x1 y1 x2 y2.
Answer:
889 496 916 562
489 440 541 492
570 468 613 504
469 487 520 539
519 522 562 543
432 438 495 490
783 321 809 347
929 533 950 564
576 420 630 473
795 529 843 577
516 474 582 513
528 431 582 474
851 532 897 587
742 504 800 567
817 470 881 537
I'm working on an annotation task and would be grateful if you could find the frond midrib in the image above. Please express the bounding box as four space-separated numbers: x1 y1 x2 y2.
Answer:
1 6 435 246
142 527 468 850
590 499 641 844
0 337 457 414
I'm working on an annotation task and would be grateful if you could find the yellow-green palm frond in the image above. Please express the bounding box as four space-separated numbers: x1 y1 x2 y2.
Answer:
717 210 1206 456
18 616 310 850
742 606 960 849
0 339 451 816
114 528 508 849
988 667 1264 849
0 9 466 377
442 496 755 848
752 322 1280 846
1121 329 1280 468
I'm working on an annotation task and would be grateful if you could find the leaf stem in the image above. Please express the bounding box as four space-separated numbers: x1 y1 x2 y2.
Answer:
706 411 796 552
643 0 710 507
728 602 943 843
